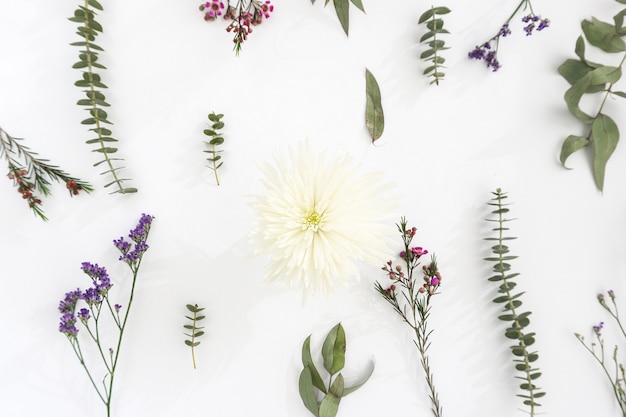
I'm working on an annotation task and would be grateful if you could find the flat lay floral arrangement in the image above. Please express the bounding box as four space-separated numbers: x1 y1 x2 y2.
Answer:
3 0 626 416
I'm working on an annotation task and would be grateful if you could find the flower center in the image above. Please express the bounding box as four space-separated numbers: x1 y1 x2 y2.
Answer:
304 210 323 232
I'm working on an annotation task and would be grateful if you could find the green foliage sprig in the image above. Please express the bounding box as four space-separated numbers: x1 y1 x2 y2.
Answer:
365 68 384 143
184 304 206 370
203 112 225 186
299 323 374 417
418 6 451 85
375 217 443 417
0 126 93 221
576 290 626 416
558 0 626 192
69 0 136 194
485 189 545 415
310 0 365 36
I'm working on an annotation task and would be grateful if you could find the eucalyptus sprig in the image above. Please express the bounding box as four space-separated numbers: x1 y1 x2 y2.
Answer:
203 112 225 186
310 0 365 36
576 290 626 416
558 0 626 192
418 6 451 85
299 323 374 417
375 217 444 417
184 303 206 370
485 189 545 415
69 0 136 194
1 126 93 221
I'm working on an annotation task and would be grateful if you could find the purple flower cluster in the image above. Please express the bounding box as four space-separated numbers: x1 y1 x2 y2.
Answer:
114 213 154 264
58 289 81 337
593 321 604 336
469 10 550 72
522 14 550 35
80 262 112 304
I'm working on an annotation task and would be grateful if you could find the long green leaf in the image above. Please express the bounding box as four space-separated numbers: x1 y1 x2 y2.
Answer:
365 68 384 142
343 357 375 395
302 335 327 393
319 374 343 417
322 323 346 375
299 367 320 417
333 0 350 36
592 113 620 191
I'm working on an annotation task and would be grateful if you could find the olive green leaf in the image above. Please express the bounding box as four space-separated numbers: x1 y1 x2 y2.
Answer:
302 335 327 393
319 374 344 417
563 73 594 124
592 114 619 191
333 0 350 36
299 367 319 417
418 6 451 85
365 68 384 142
582 17 626 53
560 135 591 167
322 323 346 375
349 0 365 12
342 357 375 395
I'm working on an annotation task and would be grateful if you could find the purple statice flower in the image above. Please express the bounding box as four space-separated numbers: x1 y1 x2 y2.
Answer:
80 262 112 303
114 304 122 312
116 214 154 264
77 308 91 323
537 18 550 31
498 23 512 37
593 321 604 336
58 288 81 337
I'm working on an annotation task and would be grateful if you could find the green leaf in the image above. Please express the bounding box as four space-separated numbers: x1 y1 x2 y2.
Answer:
365 68 384 142
592 113 620 191
322 323 346 375
558 59 593 86
210 137 224 145
319 374 344 417
333 0 350 36
302 335 327 393
564 73 594 123
349 0 365 13
88 0 104 10
343 357 375 395
299 368 319 417
589 66 622 85
582 17 626 53
560 134 590 167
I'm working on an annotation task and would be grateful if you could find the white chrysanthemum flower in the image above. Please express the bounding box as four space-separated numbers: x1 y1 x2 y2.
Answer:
249 141 394 294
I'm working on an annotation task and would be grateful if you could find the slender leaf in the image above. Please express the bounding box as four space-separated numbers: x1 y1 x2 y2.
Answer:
365 68 384 142
592 113 619 191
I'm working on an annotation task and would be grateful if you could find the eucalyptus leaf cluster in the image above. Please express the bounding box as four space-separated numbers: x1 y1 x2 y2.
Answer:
310 0 365 36
203 112 225 186
299 323 374 417
184 304 206 370
0 126 93 221
69 0 136 194
558 0 626 192
576 290 626 416
418 6 451 85
485 189 545 415
365 68 384 143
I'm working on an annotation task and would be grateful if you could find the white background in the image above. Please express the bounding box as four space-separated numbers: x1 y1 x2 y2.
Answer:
2 0 626 416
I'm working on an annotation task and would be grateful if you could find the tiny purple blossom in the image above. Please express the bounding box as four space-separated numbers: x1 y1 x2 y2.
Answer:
115 304 122 312
411 247 428 257
537 18 549 31
77 308 91 322
593 321 605 336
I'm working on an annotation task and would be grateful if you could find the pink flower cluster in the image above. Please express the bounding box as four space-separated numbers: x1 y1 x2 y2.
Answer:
199 0 225 21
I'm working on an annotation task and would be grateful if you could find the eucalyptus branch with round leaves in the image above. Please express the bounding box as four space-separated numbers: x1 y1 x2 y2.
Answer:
309 0 365 36
375 216 444 417
418 6 451 85
485 189 545 415
299 323 375 417
576 290 626 416
69 0 136 194
184 303 206 369
558 0 626 192
1 126 93 221
203 112 225 186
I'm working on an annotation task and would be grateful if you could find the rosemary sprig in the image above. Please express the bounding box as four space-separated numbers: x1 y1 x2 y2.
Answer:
0 126 93 221
69 0 136 194
485 188 545 415
184 304 206 369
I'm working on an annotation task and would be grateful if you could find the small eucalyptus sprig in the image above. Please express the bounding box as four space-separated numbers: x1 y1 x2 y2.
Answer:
558 0 626 192
299 323 374 417
199 0 275 56
418 6 451 85
69 0 136 194
485 189 545 415
310 0 365 37
184 304 206 370
203 112 225 186
468 0 549 71
375 217 444 417
576 290 626 416
1 126 93 221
